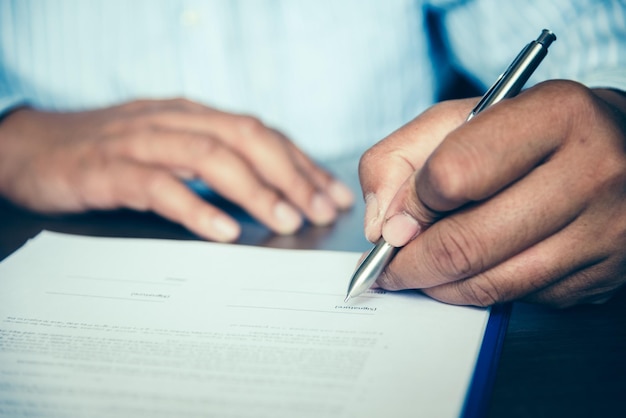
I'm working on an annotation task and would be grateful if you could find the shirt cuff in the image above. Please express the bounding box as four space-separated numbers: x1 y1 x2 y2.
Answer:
0 95 29 121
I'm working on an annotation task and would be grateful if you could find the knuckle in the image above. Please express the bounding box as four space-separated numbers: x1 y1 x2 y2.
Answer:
235 115 266 137
536 80 596 125
428 219 486 279
283 169 309 192
358 145 404 184
595 155 626 188
376 268 406 291
170 97 191 107
457 278 502 307
143 172 171 204
357 152 373 182
357 148 380 180
358 146 379 169
99 118 128 137
539 79 591 105
424 146 473 204
244 181 280 208
100 114 157 141
123 99 165 114
526 288 577 309
187 134 219 157
583 142 626 194
537 269 618 308
100 131 154 162
166 97 203 112
118 100 148 112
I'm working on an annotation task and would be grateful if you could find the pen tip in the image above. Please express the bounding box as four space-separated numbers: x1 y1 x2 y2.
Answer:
344 295 350 303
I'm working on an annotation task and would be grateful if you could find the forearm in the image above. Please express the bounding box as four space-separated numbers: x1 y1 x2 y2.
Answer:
0 108 69 202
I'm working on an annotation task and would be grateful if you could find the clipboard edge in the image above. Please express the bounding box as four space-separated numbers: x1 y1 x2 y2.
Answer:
461 302 512 418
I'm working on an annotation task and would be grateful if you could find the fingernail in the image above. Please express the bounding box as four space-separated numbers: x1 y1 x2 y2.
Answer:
311 193 337 225
328 181 354 210
382 212 420 247
207 215 240 242
364 193 380 242
273 201 302 234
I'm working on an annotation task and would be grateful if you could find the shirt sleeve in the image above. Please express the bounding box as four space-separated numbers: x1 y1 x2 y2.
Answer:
0 92 28 120
0 38 28 119
438 0 626 92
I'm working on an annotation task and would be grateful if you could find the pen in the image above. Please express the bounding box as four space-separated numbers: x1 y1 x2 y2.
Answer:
344 29 557 303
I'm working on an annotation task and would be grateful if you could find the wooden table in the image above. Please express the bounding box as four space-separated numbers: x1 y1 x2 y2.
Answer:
1 159 624 417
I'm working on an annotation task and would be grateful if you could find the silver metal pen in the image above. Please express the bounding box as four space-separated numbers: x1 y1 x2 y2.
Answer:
344 29 556 303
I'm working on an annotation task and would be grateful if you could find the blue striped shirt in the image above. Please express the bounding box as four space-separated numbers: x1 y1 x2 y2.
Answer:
1 0 625 160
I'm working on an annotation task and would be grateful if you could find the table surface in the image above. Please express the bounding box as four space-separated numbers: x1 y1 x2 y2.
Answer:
1 158 624 418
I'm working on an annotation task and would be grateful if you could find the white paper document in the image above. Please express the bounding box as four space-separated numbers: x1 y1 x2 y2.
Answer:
0 231 490 417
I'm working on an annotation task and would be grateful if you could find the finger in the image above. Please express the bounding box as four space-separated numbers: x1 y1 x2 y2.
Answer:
280 136 355 210
422 237 597 307
204 114 341 225
358 142 419 242
379 82 626 304
358 99 475 242
139 110 342 226
376 150 589 291
381 87 569 248
106 130 304 235
522 264 622 308
421 218 620 307
80 159 241 242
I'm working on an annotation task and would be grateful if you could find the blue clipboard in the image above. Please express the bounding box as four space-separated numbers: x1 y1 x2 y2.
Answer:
461 303 512 418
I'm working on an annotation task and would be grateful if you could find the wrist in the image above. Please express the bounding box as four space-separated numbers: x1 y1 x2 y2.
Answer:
0 108 38 199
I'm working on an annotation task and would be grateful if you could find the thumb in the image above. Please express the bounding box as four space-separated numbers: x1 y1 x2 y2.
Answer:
358 148 415 242
380 170 441 247
360 99 475 243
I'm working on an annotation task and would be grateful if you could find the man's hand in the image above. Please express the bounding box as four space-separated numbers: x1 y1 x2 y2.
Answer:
0 99 354 241
359 80 626 308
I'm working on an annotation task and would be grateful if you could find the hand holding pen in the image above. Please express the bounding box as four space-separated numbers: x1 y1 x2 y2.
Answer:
350 28 626 308
345 30 557 302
